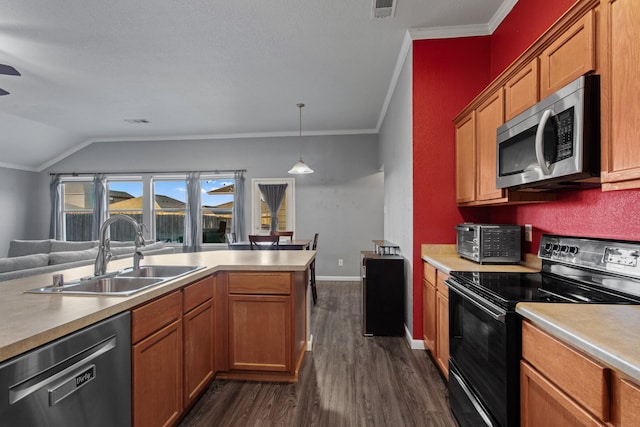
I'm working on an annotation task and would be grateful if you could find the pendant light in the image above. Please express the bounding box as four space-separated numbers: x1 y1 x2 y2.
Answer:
288 103 314 174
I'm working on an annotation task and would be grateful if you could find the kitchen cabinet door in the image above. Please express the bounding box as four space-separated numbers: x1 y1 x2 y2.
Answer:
455 111 476 204
521 361 606 427
228 294 292 372
435 271 449 380
601 0 640 190
504 58 539 121
183 299 214 408
476 89 506 202
422 277 436 352
539 9 596 98
133 319 184 427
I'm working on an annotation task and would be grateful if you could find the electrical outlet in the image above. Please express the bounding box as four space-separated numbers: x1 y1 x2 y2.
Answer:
524 224 533 242
338 259 344 266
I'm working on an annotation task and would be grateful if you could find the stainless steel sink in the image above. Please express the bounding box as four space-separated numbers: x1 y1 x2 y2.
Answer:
25 265 204 296
117 265 201 279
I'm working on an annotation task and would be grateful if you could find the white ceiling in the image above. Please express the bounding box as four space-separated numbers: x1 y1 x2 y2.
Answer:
0 0 514 171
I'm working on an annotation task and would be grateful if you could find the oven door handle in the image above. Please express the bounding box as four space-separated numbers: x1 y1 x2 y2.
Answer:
450 368 498 427
446 279 506 323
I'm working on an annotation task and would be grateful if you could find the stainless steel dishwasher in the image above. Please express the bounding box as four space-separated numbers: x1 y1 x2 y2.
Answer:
0 312 131 427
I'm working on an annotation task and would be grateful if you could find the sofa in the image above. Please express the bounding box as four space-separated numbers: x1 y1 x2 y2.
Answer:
0 239 175 282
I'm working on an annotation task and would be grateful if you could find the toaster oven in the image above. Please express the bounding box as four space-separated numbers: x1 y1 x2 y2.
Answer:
455 224 521 264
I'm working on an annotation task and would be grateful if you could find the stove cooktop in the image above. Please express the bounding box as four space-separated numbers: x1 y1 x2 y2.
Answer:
448 270 640 310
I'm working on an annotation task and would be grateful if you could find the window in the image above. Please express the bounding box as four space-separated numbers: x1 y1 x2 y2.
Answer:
251 178 295 235
55 171 238 247
61 179 94 241
201 177 234 244
152 179 187 244
107 179 143 241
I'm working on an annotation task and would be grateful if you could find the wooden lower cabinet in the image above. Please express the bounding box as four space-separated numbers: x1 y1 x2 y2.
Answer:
229 295 291 371
422 261 449 379
521 361 606 427
132 291 184 427
521 320 640 427
218 271 307 382
183 276 215 408
435 271 449 380
422 277 436 351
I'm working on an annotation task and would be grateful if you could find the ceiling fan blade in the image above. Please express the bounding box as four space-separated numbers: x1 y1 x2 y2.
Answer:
0 64 20 76
0 88 9 96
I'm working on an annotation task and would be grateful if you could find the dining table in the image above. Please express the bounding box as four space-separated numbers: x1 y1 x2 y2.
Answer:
228 239 312 250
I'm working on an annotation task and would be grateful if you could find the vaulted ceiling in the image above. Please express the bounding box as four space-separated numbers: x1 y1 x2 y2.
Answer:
0 0 513 171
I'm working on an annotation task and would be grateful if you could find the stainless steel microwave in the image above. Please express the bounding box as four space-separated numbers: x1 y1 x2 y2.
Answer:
496 74 600 190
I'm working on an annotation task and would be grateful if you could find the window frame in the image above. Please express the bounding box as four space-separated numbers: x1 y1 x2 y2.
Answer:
60 176 95 242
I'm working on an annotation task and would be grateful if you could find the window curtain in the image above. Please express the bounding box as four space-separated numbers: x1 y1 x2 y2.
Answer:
49 175 62 240
183 172 201 252
258 183 288 233
91 174 107 240
232 171 245 241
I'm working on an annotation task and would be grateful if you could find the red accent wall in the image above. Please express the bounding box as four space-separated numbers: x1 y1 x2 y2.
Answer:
489 0 577 78
412 37 491 340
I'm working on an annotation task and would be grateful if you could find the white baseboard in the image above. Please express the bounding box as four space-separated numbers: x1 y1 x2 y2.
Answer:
405 324 425 350
307 334 313 351
317 275 360 282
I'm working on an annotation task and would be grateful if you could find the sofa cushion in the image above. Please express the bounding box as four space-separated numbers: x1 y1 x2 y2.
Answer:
8 240 53 257
110 241 166 256
50 240 98 252
48 248 99 265
0 253 50 273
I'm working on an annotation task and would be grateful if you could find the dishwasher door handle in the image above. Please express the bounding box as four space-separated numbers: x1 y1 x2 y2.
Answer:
9 336 116 405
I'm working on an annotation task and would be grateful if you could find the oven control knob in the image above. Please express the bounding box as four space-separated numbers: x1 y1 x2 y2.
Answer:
569 246 579 255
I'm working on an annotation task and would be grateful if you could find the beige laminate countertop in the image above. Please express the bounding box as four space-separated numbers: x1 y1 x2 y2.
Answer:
421 244 540 273
517 303 640 384
0 250 315 363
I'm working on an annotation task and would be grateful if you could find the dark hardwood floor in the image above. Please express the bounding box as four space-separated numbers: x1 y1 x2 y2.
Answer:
179 281 458 427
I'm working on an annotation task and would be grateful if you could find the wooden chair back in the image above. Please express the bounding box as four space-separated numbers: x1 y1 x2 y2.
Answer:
270 230 294 241
249 234 280 250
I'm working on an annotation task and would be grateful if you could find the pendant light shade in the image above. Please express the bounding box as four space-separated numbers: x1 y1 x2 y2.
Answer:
288 103 314 174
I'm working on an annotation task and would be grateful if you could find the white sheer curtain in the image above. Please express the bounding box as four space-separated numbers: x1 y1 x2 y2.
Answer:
91 174 107 240
233 171 245 241
49 175 62 239
183 172 201 252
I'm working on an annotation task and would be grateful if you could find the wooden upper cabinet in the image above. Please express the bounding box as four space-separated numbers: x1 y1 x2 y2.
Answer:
476 89 506 202
455 111 476 204
539 9 596 98
504 59 539 121
601 0 640 190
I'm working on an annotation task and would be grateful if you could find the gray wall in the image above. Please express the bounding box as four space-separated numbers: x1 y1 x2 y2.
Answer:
378 46 414 335
0 167 42 256
26 133 383 277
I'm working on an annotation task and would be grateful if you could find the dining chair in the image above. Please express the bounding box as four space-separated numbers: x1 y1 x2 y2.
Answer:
309 233 319 304
270 230 294 241
248 234 279 250
225 232 237 249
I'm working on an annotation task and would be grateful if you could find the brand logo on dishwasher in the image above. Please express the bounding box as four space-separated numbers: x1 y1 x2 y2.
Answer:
75 366 95 388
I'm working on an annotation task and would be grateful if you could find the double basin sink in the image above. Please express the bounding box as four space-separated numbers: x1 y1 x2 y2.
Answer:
26 265 204 296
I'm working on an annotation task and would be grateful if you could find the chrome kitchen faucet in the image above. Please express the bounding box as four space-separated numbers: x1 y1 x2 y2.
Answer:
94 214 146 276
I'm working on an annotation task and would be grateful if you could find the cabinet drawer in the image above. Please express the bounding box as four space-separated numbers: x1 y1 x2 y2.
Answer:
436 270 449 296
423 262 436 285
228 272 291 295
132 291 182 344
183 275 214 313
522 321 610 421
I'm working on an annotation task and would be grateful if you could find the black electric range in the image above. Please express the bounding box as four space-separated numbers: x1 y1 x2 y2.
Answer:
446 234 640 427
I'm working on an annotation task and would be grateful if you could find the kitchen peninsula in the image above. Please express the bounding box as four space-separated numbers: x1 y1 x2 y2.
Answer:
0 249 315 425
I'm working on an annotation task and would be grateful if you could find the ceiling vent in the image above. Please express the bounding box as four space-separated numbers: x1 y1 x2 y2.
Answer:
371 0 397 19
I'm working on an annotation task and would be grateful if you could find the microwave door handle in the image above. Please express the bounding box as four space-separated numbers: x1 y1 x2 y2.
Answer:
535 109 553 175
